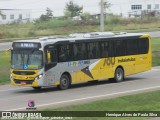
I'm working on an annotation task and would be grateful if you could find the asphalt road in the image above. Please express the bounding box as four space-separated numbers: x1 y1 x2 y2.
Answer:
141 31 160 38
0 31 160 51
0 42 12 51
0 66 160 111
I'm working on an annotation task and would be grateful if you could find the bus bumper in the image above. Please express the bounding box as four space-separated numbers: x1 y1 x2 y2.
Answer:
11 79 39 87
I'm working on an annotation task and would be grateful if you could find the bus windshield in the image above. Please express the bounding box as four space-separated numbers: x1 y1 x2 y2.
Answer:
11 50 43 70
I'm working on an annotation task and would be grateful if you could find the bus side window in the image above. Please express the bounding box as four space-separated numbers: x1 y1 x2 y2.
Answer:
138 38 149 54
87 42 100 59
45 49 57 64
73 43 86 60
100 41 109 58
44 46 58 71
114 40 126 57
58 44 73 62
58 45 66 62
87 43 93 59
126 39 138 55
108 41 115 57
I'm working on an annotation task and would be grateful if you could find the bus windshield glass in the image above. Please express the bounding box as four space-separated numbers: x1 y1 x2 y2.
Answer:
11 50 43 70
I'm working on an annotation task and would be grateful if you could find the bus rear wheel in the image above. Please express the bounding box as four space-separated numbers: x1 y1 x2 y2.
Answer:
110 67 124 83
58 74 70 90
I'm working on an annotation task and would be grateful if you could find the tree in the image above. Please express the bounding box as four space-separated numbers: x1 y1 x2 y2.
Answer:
64 11 72 18
80 12 91 21
64 1 83 18
103 0 111 11
39 7 53 21
46 7 53 18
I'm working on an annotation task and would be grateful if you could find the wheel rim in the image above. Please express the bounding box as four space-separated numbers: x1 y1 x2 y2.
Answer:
61 78 68 87
116 69 123 81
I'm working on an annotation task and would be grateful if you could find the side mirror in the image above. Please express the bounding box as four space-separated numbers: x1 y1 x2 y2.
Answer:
5 48 11 62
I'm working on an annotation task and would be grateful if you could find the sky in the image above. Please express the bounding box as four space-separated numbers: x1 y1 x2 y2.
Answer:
0 0 101 18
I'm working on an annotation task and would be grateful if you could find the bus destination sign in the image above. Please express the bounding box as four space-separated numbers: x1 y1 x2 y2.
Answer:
13 42 41 49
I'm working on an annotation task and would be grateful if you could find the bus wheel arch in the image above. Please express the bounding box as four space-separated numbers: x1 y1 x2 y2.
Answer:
58 72 71 90
110 66 124 83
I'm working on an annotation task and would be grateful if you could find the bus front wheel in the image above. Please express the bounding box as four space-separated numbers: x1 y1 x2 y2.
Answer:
58 74 70 90
110 67 124 83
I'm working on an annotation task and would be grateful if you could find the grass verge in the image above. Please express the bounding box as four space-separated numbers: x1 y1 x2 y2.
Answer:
152 37 160 66
43 90 160 120
0 17 160 41
0 51 10 84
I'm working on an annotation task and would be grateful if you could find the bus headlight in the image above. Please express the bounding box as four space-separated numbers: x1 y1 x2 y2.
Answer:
10 75 13 80
39 74 43 78
34 74 43 80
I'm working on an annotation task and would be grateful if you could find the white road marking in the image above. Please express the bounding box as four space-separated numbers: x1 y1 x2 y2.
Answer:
5 85 160 111
0 87 29 92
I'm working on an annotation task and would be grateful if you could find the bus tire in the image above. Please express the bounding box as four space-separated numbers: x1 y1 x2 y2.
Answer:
58 74 70 90
32 87 41 90
110 67 124 83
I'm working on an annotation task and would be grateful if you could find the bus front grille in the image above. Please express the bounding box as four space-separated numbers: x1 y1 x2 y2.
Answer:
14 79 34 84
13 71 36 75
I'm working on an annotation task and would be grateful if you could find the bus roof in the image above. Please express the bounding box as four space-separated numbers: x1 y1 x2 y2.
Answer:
13 32 150 46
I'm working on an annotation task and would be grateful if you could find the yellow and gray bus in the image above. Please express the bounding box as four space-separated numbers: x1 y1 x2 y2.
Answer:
10 32 152 90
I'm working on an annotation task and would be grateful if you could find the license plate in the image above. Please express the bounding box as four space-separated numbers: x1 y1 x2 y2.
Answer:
20 82 26 85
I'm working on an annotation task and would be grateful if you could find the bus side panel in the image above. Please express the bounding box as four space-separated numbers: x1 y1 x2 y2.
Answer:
71 71 93 83
89 59 111 80
69 59 100 84
87 58 114 80
97 58 115 79
71 59 114 83
135 54 151 73
115 56 136 76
